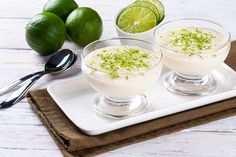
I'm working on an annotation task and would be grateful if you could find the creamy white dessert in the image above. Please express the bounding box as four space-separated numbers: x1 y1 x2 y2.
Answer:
156 27 230 75
82 46 162 99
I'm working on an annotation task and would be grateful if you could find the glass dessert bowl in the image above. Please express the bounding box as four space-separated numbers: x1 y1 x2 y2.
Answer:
81 38 163 118
154 19 231 95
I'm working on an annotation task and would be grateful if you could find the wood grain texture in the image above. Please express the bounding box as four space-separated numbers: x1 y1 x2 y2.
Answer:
0 0 236 157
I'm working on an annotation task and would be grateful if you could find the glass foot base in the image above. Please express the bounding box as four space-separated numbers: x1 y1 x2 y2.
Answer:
165 72 217 96
94 94 148 119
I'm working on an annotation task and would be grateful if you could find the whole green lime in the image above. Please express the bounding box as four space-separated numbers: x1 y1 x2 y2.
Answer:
66 7 103 47
25 12 66 55
43 0 78 22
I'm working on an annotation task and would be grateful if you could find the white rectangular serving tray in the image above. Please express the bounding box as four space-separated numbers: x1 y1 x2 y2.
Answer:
47 63 236 135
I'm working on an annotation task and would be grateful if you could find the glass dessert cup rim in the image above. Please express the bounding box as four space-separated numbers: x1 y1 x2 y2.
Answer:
81 37 163 76
154 18 231 54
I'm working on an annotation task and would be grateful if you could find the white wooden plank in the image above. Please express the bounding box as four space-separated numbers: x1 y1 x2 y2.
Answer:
0 116 235 157
0 19 116 49
163 0 236 40
1 122 235 157
0 103 43 125
0 0 235 22
0 0 132 20
100 131 236 157
0 149 62 157
185 116 236 132
0 0 235 41
0 125 58 150
0 0 235 50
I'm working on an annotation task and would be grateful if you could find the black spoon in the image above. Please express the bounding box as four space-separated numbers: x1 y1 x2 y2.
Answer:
0 49 76 109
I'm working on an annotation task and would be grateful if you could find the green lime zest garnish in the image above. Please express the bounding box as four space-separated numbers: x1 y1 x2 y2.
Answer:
90 60 96 65
96 48 153 79
167 28 216 55
211 53 217 58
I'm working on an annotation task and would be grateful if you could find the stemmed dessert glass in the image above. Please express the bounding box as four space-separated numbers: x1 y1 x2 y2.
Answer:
154 19 231 95
81 38 163 118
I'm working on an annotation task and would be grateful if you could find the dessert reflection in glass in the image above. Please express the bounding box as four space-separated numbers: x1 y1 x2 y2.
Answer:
154 19 231 95
81 38 163 118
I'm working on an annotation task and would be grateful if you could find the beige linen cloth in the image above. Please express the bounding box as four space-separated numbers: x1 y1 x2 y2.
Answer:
27 41 236 157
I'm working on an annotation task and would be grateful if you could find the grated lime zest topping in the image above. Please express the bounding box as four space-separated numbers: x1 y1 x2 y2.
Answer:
95 48 155 79
211 53 217 58
166 28 216 55
90 60 96 65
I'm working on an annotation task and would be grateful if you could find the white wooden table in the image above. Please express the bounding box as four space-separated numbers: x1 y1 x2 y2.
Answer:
0 0 236 156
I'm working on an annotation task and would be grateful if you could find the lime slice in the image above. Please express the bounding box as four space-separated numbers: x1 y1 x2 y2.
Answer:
117 6 157 33
137 0 165 20
129 1 160 22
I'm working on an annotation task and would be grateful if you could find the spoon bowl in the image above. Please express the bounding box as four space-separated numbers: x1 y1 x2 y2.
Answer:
44 49 75 73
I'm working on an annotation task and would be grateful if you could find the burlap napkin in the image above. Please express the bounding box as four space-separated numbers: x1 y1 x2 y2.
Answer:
27 41 236 157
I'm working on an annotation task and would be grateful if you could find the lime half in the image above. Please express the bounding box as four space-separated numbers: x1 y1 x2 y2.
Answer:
117 6 157 33
130 1 160 22
137 0 165 20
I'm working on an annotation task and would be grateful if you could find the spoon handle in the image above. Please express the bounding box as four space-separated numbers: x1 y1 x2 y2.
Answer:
0 71 43 96
0 73 45 109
